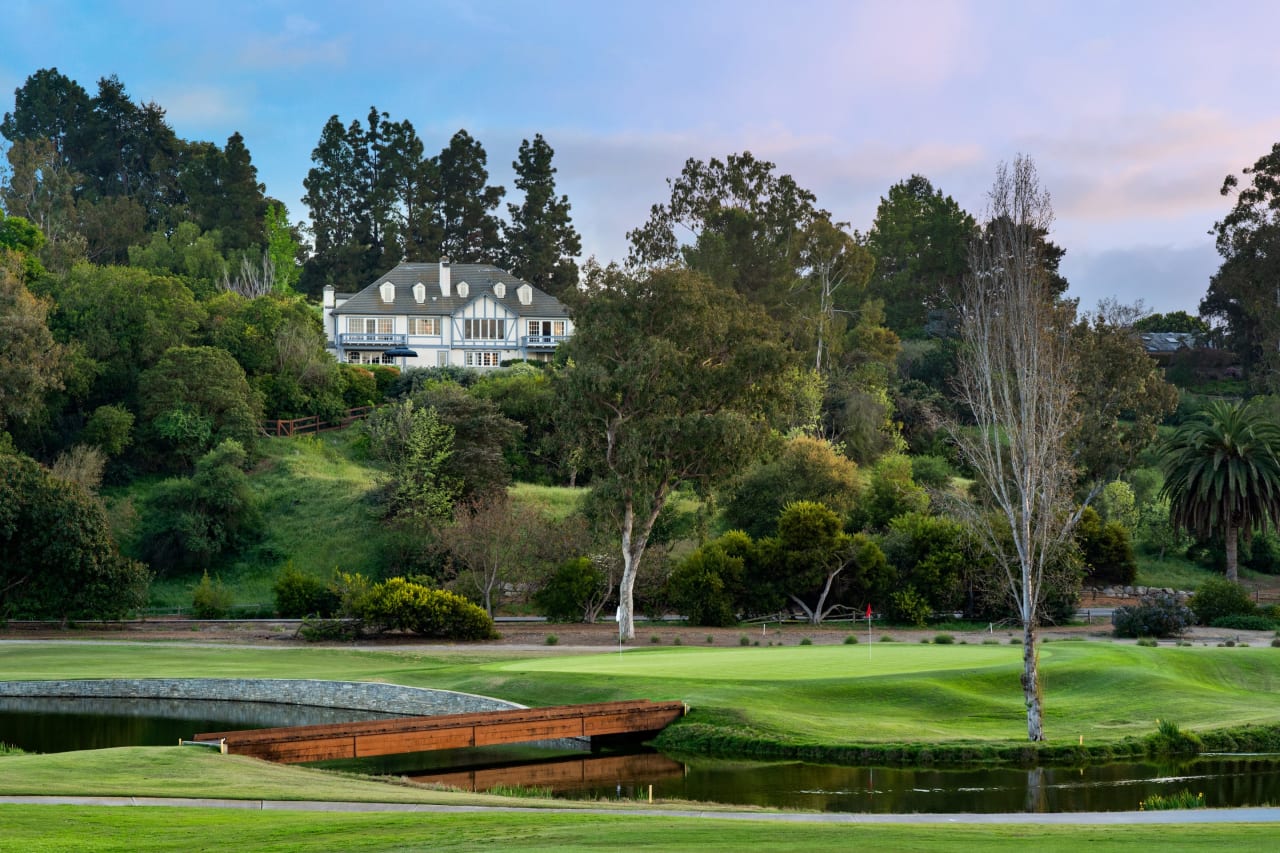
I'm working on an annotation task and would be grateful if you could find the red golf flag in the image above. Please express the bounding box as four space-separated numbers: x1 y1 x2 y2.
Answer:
865 603 872 618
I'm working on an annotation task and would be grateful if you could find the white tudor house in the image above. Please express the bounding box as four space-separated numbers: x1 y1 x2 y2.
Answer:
323 259 572 369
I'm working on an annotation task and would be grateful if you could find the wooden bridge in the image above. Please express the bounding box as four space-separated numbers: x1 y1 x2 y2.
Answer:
195 699 686 764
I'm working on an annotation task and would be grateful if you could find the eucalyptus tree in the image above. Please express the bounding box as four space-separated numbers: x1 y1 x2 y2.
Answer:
557 263 794 639
1159 399 1280 582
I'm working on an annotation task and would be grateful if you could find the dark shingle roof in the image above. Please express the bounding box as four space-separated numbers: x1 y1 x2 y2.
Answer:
333 262 569 318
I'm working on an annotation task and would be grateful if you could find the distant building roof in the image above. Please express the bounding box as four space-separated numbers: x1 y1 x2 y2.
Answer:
1139 332 1200 354
333 262 569 318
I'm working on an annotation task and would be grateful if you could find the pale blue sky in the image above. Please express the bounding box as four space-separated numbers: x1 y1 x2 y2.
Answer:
4 0 1277 313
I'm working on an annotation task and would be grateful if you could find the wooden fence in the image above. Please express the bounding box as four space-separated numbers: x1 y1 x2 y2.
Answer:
262 406 373 438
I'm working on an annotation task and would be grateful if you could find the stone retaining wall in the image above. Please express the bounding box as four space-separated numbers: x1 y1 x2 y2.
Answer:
0 679 522 716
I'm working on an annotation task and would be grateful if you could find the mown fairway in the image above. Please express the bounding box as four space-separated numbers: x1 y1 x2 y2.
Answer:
2 804 1276 853
3 640 1279 745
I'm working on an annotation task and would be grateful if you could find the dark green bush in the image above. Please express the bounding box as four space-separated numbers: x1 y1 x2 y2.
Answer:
273 563 339 618
1188 578 1257 625
298 618 358 642
534 557 608 623
1210 614 1276 631
909 454 955 489
933 633 955 645
1112 594 1193 638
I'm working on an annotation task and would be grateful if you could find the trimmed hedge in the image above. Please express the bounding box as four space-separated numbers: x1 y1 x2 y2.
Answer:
358 577 496 639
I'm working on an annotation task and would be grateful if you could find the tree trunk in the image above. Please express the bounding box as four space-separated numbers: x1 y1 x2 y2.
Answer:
1021 619 1044 741
1224 520 1239 583
618 502 639 641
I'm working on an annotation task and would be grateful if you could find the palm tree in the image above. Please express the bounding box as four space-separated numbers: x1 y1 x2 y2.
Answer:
1159 399 1280 582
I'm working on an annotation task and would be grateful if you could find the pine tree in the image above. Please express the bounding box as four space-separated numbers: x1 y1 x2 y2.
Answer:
436 130 504 263
503 134 581 296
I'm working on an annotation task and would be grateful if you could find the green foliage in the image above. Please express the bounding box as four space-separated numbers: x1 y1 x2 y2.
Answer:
668 531 751 627
909 454 954 489
889 586 931 627
204 292 343 420
843 634 859 644
1189 578 1257 625
338 364 378 408
357 577 495 639
720 435 861 540
880 512 971 614
543 634 558 646
190 570 233 618
1159 399 1280 581
1076 506 1138 586
134 440 261 575
82 404 134 457
1144 719 1203 758
0 254 65 432
1111 594 1194 638
363 398 461 519
1209 614 1275 631
409 382 520 502
933 633 955 644
1141 789 1206 810
138 345 263 469
273 562 339 618
1095 480 1139 531
857 454 929 531
0 450 149 620
501 134 581 298
38 264 206 409
864 174 975 337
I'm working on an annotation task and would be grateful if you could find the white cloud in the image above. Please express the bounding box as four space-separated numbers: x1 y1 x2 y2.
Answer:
154 86 245 127
237 15 348 70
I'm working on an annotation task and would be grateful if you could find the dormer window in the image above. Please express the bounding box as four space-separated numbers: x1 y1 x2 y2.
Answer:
413 282 426 303
379 280 395 303
456 281 470 298
493 281 506 299
517 284 533 305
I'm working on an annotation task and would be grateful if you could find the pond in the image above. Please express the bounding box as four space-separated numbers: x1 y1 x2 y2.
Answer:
3 699 1279 813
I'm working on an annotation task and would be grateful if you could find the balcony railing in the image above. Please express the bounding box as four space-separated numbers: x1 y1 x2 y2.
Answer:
521 334 568 349
339 332 406 348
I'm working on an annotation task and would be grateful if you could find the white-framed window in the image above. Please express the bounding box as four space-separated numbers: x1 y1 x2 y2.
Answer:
465 351 502 367
465 318 505 339
344 350 396 365
554 320 566 336
408 317 439 335
437 351 448 367
527 320 567 337
346 317 393 334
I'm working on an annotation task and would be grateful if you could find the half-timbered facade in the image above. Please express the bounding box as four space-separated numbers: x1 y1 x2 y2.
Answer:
323 260 572 368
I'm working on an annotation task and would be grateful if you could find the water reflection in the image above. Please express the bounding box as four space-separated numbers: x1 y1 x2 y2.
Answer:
3 700 1279 813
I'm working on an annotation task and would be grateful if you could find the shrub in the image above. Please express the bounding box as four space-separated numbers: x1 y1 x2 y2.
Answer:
740 635 751 646
1076 507 1138 586
799 637 813 645
1112 594 1193 638
1145 719 1202 757
843 634 859 645
889 586 931 627
933 633 955 645
910 454 955 489
273 563 339 618
358 577 495 639
1136 637 1158 647
535 557 608 623
1210 614 1276 631
191 570 233 619
1188 578 1257 625
544 634 559 646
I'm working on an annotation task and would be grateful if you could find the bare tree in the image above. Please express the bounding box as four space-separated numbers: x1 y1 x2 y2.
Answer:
950 156 1080 742
439 495 542 616
220 250 278 298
